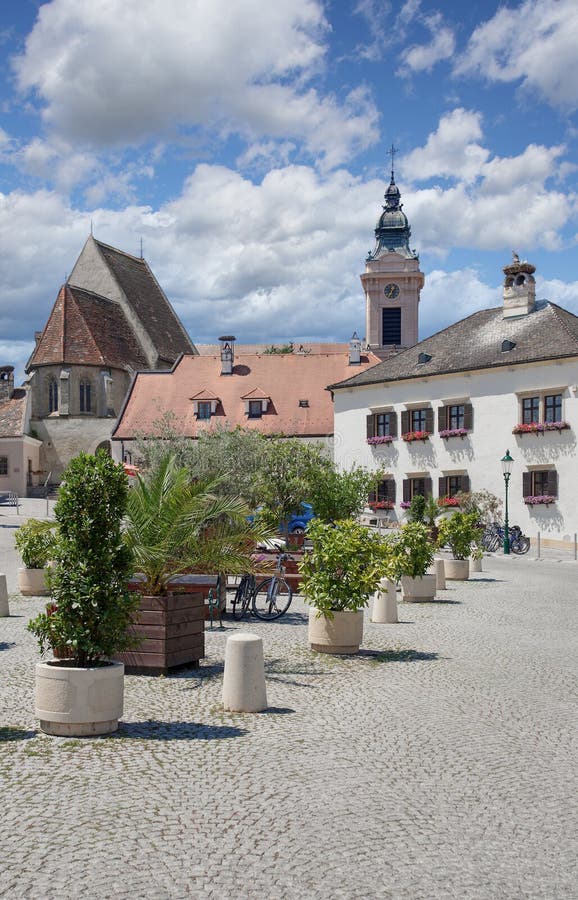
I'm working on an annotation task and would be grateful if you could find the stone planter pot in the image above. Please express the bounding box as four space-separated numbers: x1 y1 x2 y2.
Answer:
35 660 124 736
444 559 470 580
470 557 482 573
18 567 49 596
372 579 398 623
401 574 437 602
308 608 364 655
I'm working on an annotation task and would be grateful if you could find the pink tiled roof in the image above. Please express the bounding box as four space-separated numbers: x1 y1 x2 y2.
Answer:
113 349 381 440
0 388 28 438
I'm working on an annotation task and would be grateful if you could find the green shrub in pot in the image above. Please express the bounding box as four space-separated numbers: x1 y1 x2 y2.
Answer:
437 511 482 560
389 522 435 579
299 518 392 618
15 519 57 569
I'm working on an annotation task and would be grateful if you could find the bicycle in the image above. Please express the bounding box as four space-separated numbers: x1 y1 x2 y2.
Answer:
482 523 530 554
230 552 293 621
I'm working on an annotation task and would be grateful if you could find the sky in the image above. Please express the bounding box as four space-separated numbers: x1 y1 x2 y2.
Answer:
2 0 578 382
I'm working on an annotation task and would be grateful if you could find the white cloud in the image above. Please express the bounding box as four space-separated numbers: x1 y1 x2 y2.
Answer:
396 109 576 252
455 0 578 110
398 12 455 76
400 108 488 183
13 0 377 167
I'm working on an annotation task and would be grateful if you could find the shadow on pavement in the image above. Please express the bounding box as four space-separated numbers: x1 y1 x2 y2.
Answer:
0 641 16 651
358 649 440 664
112 720 247 740
0 726 37 742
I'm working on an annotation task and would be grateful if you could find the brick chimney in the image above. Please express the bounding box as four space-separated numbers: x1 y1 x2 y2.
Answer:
0 366 14 401
503 252 536 318
219 335 235 375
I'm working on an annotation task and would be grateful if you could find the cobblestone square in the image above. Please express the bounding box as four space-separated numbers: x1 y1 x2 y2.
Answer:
1 515 577 899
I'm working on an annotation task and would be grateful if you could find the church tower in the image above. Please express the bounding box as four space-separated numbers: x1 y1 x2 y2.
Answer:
362 149 424 358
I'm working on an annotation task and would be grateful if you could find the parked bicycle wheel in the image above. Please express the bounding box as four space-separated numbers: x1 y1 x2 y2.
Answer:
231 574 254 619
511 536 530 554
252 577 292 620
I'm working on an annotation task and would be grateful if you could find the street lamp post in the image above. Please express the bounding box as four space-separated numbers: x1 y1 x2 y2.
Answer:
501 450 514 555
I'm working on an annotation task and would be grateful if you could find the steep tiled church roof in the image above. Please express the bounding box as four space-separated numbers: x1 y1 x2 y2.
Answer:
94 240 195 364
27 285 148 371
329 302 578 390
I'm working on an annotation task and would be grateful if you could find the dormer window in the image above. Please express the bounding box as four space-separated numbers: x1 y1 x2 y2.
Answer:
418 352 432 364
191 391 220 419
502 340 516 352
299 399 309 408
197 401 212 420
242 388 270 418
248 400 263 419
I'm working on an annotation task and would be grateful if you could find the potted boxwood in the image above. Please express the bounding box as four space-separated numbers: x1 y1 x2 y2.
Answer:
389 522 436 601
299 518 391 654
15 519 56 596
121 452 272 674
28 451 139 736
437 511 482 580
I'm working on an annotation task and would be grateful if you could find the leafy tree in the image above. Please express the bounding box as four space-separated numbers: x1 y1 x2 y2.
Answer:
253 438 329 533
308 465 381 524
28 451 138 666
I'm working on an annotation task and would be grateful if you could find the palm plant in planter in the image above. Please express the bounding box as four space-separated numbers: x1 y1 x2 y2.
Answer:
15 519 57 596
28 451 138 736
389 522 436 601
437 511 482 580
299 518 391 654
121 452 271 674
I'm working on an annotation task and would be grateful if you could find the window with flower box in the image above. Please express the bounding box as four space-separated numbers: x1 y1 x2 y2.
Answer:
400 408 433 440
438 403 473 437
368 479 396 509
402 476 432 503
366 411 397 444
438 474 470 499
514 391 568 434
523 470 558 505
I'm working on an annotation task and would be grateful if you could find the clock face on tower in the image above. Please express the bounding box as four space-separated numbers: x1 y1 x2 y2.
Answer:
384 282 400 300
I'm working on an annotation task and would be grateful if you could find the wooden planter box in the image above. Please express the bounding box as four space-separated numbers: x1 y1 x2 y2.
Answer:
115 591 205 676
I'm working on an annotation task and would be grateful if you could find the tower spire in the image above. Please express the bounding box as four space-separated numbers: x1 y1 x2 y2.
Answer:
388 143 397 184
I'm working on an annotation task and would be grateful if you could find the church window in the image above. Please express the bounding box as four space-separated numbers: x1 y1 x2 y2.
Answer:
48 378 58 414
79 380 92 413
382 308 401 345
0 456 8 476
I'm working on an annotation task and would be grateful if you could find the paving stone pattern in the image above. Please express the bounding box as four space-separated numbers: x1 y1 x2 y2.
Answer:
1 522 577 898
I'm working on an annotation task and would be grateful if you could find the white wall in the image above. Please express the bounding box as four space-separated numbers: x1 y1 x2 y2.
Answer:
334 358 578 544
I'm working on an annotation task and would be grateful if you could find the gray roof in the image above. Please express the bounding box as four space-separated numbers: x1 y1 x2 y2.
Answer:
329 301 578 391
95 240 196 365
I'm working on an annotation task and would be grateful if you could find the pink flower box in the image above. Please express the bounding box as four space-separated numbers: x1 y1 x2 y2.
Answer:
524 495 555 505
367 435 394 445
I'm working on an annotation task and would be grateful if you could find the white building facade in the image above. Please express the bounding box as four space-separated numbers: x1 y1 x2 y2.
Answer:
332 256 578 548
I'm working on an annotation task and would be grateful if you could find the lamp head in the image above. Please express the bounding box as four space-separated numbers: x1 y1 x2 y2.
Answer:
501 449 514 477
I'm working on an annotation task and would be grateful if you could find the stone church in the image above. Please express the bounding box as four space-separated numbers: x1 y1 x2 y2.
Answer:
25 235 197 481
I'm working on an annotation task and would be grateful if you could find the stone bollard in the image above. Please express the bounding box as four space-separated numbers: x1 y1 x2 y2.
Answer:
0 574 9 617
470 557 482 572
372 578 398 623
222 633 268 713
434 558 446 591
